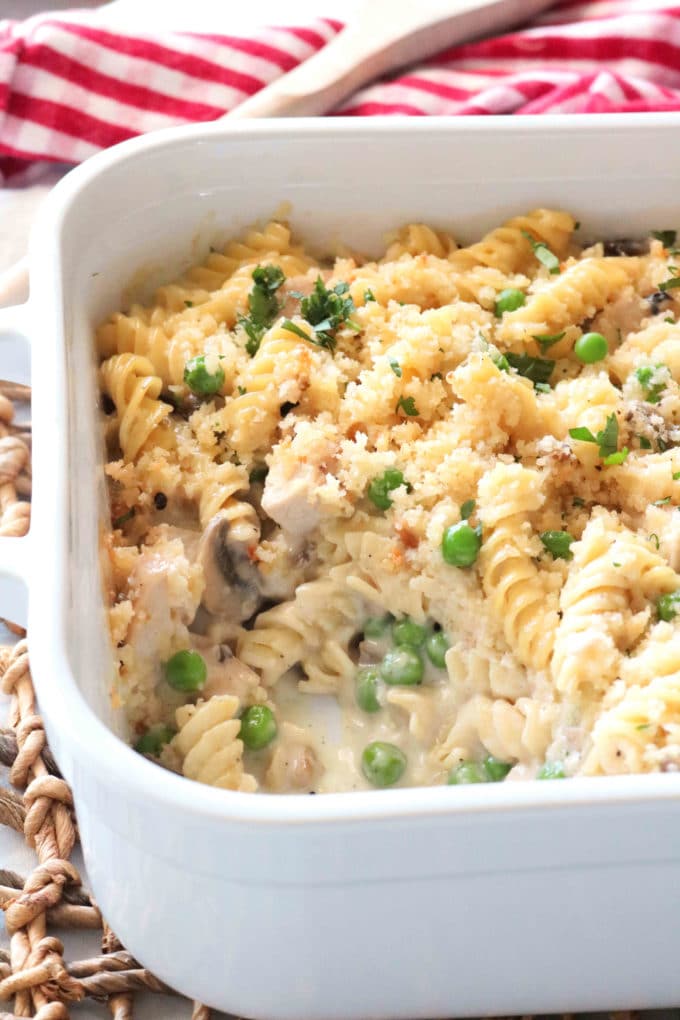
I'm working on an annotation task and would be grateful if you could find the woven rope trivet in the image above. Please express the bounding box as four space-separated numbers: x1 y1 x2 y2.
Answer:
0 380 209 1019
0 380 645 1020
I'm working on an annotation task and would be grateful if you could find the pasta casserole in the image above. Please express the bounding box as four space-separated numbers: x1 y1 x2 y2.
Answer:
97 211 680 793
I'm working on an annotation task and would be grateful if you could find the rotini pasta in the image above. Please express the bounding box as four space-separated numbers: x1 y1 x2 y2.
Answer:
100 214 680 793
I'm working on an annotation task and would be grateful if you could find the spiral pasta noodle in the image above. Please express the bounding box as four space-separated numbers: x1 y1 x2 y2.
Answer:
100 353 172 460
478 464 560 671
172 694 257 792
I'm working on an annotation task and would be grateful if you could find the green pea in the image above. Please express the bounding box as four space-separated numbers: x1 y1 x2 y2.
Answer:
537 761 566 780
425 631 449 668
392 617 427 648
574 331 608 364
356 667 381 713
361 741 406 787
657 590 680 621
240 705 278 750
483 756 512 782
183 354 225 395
363 615 392 639
134 724 176 757
164 650 207 692
441 521 481 567
494 288 526 317
448 761 487 785
380 647 424 686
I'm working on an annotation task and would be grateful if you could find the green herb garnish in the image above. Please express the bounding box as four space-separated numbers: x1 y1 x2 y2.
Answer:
659 276 680 292
540 530 575 561
239 264 286 356
652 230 677 247
637 435 652 450
364 288 376 302
112 507 135 529
460 499 476 520
505 352 555 387
533 331 566 351
522 230 561 274
603 448 629 466
653 497 672 506
569 413 627 464
389 358 402 378
283 277 358 353
634 364 667 404
395 396 419 417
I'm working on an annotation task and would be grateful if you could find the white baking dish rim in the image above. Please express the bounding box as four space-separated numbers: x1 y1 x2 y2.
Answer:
8 113 680 824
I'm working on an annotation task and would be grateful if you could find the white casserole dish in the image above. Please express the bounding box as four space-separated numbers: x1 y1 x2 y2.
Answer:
1 116 680 1018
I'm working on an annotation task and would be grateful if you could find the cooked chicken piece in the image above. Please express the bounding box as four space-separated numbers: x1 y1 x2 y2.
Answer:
127 527 203 665
261 461 322 538
191 641 265 703
265 723 321 793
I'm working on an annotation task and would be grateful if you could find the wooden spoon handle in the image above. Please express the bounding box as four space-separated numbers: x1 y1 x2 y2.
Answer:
227 24 371 119
227 0 556 119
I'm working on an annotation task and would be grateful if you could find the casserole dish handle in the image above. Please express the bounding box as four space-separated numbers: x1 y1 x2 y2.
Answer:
0 302 31 629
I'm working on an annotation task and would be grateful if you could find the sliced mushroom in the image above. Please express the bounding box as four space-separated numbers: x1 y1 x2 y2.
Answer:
197 511 263 621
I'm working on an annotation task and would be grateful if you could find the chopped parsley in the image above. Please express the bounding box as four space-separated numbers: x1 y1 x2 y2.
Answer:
673 471 680 480
184 300 194 308
603 449 629 466
460 499 476 520
634 364 667 404
521 230 560 275
395 396 419 417
659 275 680 292
389 358 402 378
572 496 585 508
665 316 675 323
651 230 677 247
649 533 660 550
237 385 247 395
637 434 652 450
653 497 672 506
569 413 628 465
283 277 359 353
505 352 555 387
533 331 566 351
239 264 286 356
540 530 575 561
364 288 376 302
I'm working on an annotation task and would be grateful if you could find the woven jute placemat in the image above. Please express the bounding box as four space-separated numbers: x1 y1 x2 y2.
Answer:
0 379 645 1020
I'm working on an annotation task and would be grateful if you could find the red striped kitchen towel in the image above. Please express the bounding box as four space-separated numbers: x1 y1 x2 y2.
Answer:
2 0 680 179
